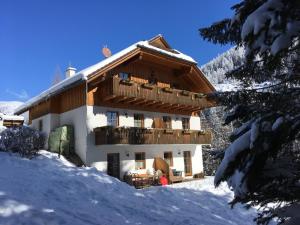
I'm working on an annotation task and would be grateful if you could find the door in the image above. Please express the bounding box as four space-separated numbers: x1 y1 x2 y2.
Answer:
107 153 120 179
183 151 192 176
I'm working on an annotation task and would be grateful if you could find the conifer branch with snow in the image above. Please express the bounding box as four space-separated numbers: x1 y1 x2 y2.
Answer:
200 0 300 224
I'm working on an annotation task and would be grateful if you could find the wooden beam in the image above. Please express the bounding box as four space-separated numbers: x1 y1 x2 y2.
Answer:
102 95 117 102
112 96 128 103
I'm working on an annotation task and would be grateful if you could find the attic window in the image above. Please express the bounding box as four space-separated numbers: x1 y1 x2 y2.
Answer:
119 72 130 80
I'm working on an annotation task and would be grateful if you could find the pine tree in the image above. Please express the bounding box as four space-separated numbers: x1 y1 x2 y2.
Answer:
199 0 300 224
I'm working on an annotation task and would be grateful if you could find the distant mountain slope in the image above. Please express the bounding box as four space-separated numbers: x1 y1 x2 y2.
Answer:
200 47 245 174
0 101 23 115
201 46 245 91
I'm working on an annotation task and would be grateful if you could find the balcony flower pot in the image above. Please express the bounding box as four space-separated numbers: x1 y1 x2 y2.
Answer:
181 90 190 96
164 129 173 134
195 93 206 98
182 129 192 134
145 128 154 134
120 79 134 86
162 87 173 93
198 130 206 135
141 83 155 90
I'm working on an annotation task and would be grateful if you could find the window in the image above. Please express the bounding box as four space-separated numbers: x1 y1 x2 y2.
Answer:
163 116 172 129
182 118 190 130
135 152 146 169
164 152 173 167
148 71 157 85
106 111 118 127
134 114 144 128
38 120 43 131
119 72 129 80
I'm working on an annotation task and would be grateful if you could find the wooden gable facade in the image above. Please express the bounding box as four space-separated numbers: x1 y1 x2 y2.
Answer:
24 36 215 123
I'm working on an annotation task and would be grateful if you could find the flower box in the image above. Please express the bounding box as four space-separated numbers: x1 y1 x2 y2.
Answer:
164 129 173 134
181 90 190 96
195 93 206 98
120 79 134 86
182 130 192 134
141 83 155 90
162 87 173 93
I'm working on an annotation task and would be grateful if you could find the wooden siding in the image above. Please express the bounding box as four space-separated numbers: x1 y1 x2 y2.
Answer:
89 76 213 115
109 61 190 91
3 120 24 127
94 126 211 145
29 83 86 122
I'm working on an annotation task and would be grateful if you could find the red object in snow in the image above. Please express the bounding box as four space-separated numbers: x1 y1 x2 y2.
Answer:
160 176 168 186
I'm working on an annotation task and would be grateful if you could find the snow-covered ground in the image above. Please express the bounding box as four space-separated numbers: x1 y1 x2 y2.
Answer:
0 151 258 225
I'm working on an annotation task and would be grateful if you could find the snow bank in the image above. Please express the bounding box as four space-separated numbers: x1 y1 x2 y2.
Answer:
0 151 258 225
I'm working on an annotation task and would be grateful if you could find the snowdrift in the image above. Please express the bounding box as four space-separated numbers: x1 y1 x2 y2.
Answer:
0 151 258 225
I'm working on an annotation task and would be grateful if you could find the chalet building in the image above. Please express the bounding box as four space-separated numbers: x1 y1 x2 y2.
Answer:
15 35 215 179
0 113 24 127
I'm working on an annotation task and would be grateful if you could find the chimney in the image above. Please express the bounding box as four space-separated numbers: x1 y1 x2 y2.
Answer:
65 66 76 78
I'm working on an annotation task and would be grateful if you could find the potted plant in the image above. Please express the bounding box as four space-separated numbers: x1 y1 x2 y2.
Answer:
164 129 173 134
181 90 190 96
195 93 206 98
141 83 155 90
120 78 134 86
162 87 173 93
182 129 192 134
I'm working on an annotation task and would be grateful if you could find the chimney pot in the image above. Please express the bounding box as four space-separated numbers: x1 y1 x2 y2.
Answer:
65 67 77 78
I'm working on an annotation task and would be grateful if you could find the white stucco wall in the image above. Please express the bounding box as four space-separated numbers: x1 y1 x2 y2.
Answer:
31 113 60 148
87 144 203 179
86 106 201 130
31 106 88 163
85 105 204 179
60 106 88 163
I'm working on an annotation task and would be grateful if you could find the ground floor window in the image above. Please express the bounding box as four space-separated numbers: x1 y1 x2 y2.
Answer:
164 152 173 167
183 151 192 176
135 152 146 170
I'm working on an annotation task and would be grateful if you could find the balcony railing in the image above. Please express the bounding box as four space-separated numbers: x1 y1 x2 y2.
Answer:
94 126 212 145
95 77 213 113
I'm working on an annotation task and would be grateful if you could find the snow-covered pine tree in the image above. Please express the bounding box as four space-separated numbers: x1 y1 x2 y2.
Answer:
199 0 300 224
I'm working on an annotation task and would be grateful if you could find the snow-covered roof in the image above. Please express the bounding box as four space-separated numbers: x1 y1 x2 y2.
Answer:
15 36 197 114
0 113 24 121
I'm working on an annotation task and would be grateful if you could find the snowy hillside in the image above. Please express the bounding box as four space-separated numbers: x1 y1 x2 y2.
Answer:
0 101 23 115
201 47 245 91
0 151 259 225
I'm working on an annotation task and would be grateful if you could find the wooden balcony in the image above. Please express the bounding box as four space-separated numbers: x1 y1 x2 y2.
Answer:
94 126 212 145
94 76 213 114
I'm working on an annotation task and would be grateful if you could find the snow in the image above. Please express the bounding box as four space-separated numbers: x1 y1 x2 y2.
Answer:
0 101 23 115
0 150 259 225
14 73 87 114
15 36 196 115
201 46 245 92
0 113 24 121
214 130 251 189
240 0 300 55
272 116 284 131
137 41 196 63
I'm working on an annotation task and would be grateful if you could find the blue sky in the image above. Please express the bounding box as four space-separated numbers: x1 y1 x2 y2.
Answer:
0 0 238 102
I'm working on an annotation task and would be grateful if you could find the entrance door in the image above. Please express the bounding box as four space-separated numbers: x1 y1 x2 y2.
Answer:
107 153 120 179
183 151 192 176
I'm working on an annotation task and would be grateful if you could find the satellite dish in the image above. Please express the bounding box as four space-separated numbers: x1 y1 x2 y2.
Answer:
102 45 112 58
